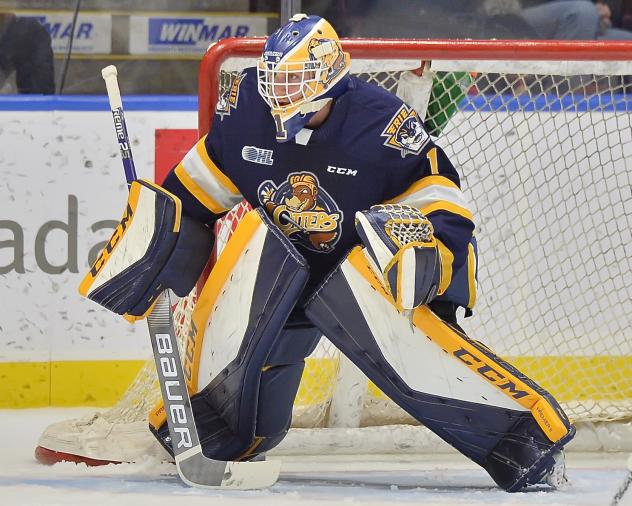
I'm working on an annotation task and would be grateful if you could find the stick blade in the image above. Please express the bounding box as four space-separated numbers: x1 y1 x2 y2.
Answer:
221 460 281 490
177 451 281 490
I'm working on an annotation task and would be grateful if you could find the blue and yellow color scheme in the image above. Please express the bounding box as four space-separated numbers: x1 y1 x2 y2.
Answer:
258 172 343 253
147 208 317 463
216 72 245 120
381 104 430 157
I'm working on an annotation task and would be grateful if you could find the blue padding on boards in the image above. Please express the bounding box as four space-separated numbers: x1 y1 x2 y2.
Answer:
0 95 198 111
305 262 574 491
459 92 632 112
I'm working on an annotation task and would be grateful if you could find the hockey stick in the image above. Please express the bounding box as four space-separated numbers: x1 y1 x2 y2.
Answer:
611 455 632 506
100 65 280 490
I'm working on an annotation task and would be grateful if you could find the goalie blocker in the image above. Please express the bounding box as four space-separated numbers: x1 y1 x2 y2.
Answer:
78 179 213 320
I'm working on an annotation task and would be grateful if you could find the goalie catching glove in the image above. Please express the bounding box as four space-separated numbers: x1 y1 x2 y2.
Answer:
79 179 213 320
355 204 442 310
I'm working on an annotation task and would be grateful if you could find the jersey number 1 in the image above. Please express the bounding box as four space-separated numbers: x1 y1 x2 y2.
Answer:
273 114 288 141
427 147 439 175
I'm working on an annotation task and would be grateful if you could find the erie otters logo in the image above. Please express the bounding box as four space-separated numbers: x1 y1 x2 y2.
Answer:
381 104 430 157
258 172 343 253
215 72 245 119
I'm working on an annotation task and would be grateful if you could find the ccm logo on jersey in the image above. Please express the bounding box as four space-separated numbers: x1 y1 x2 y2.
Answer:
242 145 274 165
156 332 193 449
327 165 357 176
381 104 430 157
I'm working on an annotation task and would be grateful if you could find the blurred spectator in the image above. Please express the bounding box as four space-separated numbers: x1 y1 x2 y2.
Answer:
259 0 632 40
622 0 632 29
0 13 55 94
300 0 539 38
598 0 632 32
495 0 632 39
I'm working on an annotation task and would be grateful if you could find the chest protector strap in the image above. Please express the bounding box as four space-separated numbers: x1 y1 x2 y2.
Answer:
305 246 575 492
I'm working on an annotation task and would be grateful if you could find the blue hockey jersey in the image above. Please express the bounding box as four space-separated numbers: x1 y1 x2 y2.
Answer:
163 68 476 309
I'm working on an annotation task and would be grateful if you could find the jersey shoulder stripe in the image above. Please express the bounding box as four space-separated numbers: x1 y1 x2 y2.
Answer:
175 137 242 214
386 175 471 216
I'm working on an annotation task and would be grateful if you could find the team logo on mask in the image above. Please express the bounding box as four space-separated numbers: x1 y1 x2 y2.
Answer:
381 104 430 157
216 72 245 119
258 172 343 253
307 38 347 86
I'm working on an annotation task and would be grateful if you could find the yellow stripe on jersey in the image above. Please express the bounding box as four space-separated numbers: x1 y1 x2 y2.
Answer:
384 177 473 299
385 175 458 203
175 162 228 214
467 241 477 308
195 136 240 195
436 238 454 295
386 175 459 203
387 176 472 215
420 201 474 222
176 137 242 214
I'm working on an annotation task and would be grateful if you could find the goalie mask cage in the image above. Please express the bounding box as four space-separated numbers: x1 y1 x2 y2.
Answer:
38 38 632 464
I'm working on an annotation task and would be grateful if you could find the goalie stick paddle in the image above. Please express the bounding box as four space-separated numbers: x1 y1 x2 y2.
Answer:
611 455 632 506
100 65 281 490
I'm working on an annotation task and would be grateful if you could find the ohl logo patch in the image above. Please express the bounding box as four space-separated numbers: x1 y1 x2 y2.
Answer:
381 104 430 157
216 72 245 119
258 172 343 253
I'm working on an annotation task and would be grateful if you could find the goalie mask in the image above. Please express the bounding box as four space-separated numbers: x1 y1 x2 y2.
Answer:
257 14 351 142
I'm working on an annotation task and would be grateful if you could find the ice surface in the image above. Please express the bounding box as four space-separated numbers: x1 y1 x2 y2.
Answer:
0 408 628 506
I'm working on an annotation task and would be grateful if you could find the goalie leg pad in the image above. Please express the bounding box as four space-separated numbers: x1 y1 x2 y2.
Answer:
79 179 213 318
150 209 315 461
305 246 575 492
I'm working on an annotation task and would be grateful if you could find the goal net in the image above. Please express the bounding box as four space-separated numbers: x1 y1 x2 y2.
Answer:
37 39 632 464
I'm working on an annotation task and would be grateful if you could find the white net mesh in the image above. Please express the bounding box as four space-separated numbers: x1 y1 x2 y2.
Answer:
449 70 632 422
